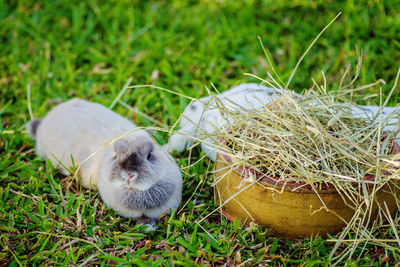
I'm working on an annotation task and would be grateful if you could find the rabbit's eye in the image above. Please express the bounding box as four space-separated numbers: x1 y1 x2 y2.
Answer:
147 152 152 161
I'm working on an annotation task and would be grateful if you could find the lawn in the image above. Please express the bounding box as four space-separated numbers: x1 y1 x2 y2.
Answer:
1 0 400 265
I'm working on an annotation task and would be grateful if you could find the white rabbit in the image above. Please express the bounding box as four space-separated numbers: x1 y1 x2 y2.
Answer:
166 83 399 161
27 98 182 226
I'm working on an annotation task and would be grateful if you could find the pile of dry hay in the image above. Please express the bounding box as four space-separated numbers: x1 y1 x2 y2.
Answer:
212 88 400 261
223 92 397 187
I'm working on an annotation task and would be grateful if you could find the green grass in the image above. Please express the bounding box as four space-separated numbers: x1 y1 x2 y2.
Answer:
1 0 400 265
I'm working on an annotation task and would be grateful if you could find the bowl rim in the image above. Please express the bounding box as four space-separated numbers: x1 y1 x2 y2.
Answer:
217 139 400 193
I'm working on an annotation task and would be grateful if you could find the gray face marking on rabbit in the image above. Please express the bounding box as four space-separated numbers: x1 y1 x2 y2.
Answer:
111 137 160 189
120 181 175 210
190 103 198 111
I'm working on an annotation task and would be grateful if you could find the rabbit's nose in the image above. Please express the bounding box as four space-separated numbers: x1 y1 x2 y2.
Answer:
127 172 138 184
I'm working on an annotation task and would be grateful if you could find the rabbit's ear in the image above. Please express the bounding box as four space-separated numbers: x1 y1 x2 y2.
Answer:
146 129 153 136
114 138 128 159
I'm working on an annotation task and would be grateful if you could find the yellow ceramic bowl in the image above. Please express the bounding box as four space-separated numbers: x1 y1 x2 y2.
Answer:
214 144 400 239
